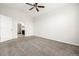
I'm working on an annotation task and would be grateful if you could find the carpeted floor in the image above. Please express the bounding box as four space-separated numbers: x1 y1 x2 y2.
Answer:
0 36 79 56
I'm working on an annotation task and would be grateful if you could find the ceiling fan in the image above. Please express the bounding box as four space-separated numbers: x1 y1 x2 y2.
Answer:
25 3 45 12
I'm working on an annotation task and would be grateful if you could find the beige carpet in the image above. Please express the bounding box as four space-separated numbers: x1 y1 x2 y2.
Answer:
0 36 79 56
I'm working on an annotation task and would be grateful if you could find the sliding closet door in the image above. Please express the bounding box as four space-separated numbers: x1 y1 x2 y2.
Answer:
1 15 13 42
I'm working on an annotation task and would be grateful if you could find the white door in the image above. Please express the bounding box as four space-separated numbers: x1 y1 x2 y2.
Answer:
1 15 13 42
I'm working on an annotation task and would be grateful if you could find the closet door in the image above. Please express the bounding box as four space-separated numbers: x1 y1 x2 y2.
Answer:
1 15 13 42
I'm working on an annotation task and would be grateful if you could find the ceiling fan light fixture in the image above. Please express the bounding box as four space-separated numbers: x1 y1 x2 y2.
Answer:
26 3 45 12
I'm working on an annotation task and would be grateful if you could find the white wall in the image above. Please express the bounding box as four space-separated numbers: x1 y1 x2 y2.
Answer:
0 15 14 42
0 7 34 38
34 4 79 46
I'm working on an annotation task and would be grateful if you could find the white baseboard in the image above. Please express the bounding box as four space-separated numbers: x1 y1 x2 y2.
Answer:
35 35 79 46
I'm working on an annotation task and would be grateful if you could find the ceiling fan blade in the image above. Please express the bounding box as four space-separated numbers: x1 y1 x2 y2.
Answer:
38 6 45 8
29 7 34 10
26 3 33 6
36 8 39 12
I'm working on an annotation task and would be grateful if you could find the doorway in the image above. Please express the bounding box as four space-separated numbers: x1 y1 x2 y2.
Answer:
17 23 25 37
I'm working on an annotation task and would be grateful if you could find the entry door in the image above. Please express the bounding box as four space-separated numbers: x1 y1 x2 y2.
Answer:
1 15 13 42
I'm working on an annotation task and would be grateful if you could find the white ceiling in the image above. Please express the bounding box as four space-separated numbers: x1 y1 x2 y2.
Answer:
0 3 68 18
